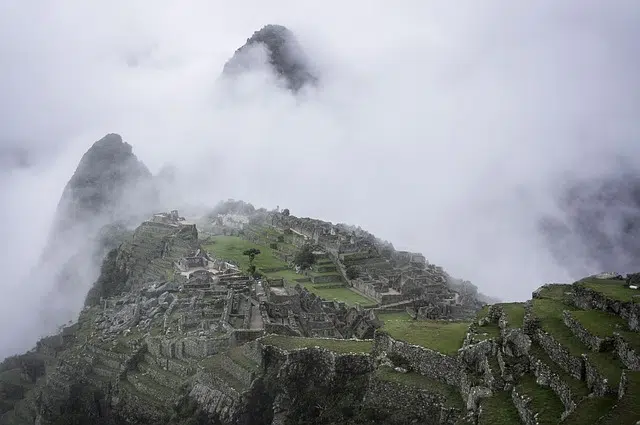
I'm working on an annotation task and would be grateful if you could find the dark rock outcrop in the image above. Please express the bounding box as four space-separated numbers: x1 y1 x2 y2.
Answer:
33 134 159 337
51 133 156 236
222 25 317 92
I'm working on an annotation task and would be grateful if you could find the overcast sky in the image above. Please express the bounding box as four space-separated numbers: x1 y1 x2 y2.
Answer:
1 1 640 355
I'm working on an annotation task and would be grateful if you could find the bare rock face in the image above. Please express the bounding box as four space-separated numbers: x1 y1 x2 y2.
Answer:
52 133 157 235
223 24 317 92
33 134 159 337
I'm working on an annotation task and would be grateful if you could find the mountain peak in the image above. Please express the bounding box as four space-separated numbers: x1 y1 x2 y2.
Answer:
223 24 318 92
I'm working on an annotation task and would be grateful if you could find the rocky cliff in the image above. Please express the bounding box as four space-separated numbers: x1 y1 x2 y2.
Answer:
222 25 318 92
32 134 159 338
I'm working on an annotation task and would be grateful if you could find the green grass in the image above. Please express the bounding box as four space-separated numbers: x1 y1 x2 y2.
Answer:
375 366 463 408
381 319 470 356
577 278 640 303
300 283 377 307
227 347 260 372
532 299 586 355
562 396 616 425
585 352 624 389
568 310 626 337
536 284 572 301
376 311 412 322
473 323 501 342
478 391 522 425
309 270 341 277
475 305 490 321
532 298 624 387
261 335 373 354
599 371 640 424
265 269 306 283
203 236 287 272
516 373 564 425
501 303 526 328
529 343 589 400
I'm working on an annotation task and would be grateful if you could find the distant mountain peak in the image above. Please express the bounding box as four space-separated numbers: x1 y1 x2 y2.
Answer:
223 24 318 92
55 133 153 228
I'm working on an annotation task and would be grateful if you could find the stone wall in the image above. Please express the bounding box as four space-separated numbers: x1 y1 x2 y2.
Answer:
535 329 584 380
511 387 536 425
614 333 640 370
570 285 640 331
562 311 614 352
529 353 576 414
231 329 264 346
583 354 613 396
363 378 462 425
373 332 462 387
264 322 302 336
241 339 263 367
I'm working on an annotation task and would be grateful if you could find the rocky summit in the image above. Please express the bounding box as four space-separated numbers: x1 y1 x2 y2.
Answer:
32 134 159 336
223 25 318 92
2 201 640 424
52 133 157 235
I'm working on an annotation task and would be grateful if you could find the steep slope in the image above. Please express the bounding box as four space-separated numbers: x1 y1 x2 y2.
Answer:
51 133 156 236
222 24 318 92
5 206 640 424
33 134 159 339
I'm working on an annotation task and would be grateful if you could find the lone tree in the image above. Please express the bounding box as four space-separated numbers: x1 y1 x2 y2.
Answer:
243 248 261 277
293 244 316 270
346 266 360 280
405 283 426 312
282 208 290 216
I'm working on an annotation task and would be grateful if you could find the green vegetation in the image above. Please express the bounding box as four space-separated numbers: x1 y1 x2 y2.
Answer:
532 299 585 354
346 265 359 280
243 247 261 276
475 305 490 321
292 244 316 270
473 323 501 342
478 391 521 425
599 371 640 424
568 310 626 337
375 366 463 408
516 374 564 424
577 278 640 303
261 335 373 354
84 248 129 306
529 343 589 400
562 396 616 424
199 355 247 391
380 319 470 356
501 303 525 328
227 347 260 373
532 298 624 387
376 311 412 322
536 284 572 301
204 236 286 271
302 284 377 307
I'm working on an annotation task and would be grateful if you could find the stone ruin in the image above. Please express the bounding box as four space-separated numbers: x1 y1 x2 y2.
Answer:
257 279 379 339
268 213 483 319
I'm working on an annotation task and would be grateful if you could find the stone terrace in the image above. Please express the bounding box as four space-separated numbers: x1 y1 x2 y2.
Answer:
467 275 640 424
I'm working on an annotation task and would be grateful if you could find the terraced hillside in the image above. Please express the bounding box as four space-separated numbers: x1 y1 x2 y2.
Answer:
203 227 378 307
470 277 640 424
3 207 640 424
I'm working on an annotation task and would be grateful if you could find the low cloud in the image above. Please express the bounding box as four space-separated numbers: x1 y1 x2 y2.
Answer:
1 0 640 357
